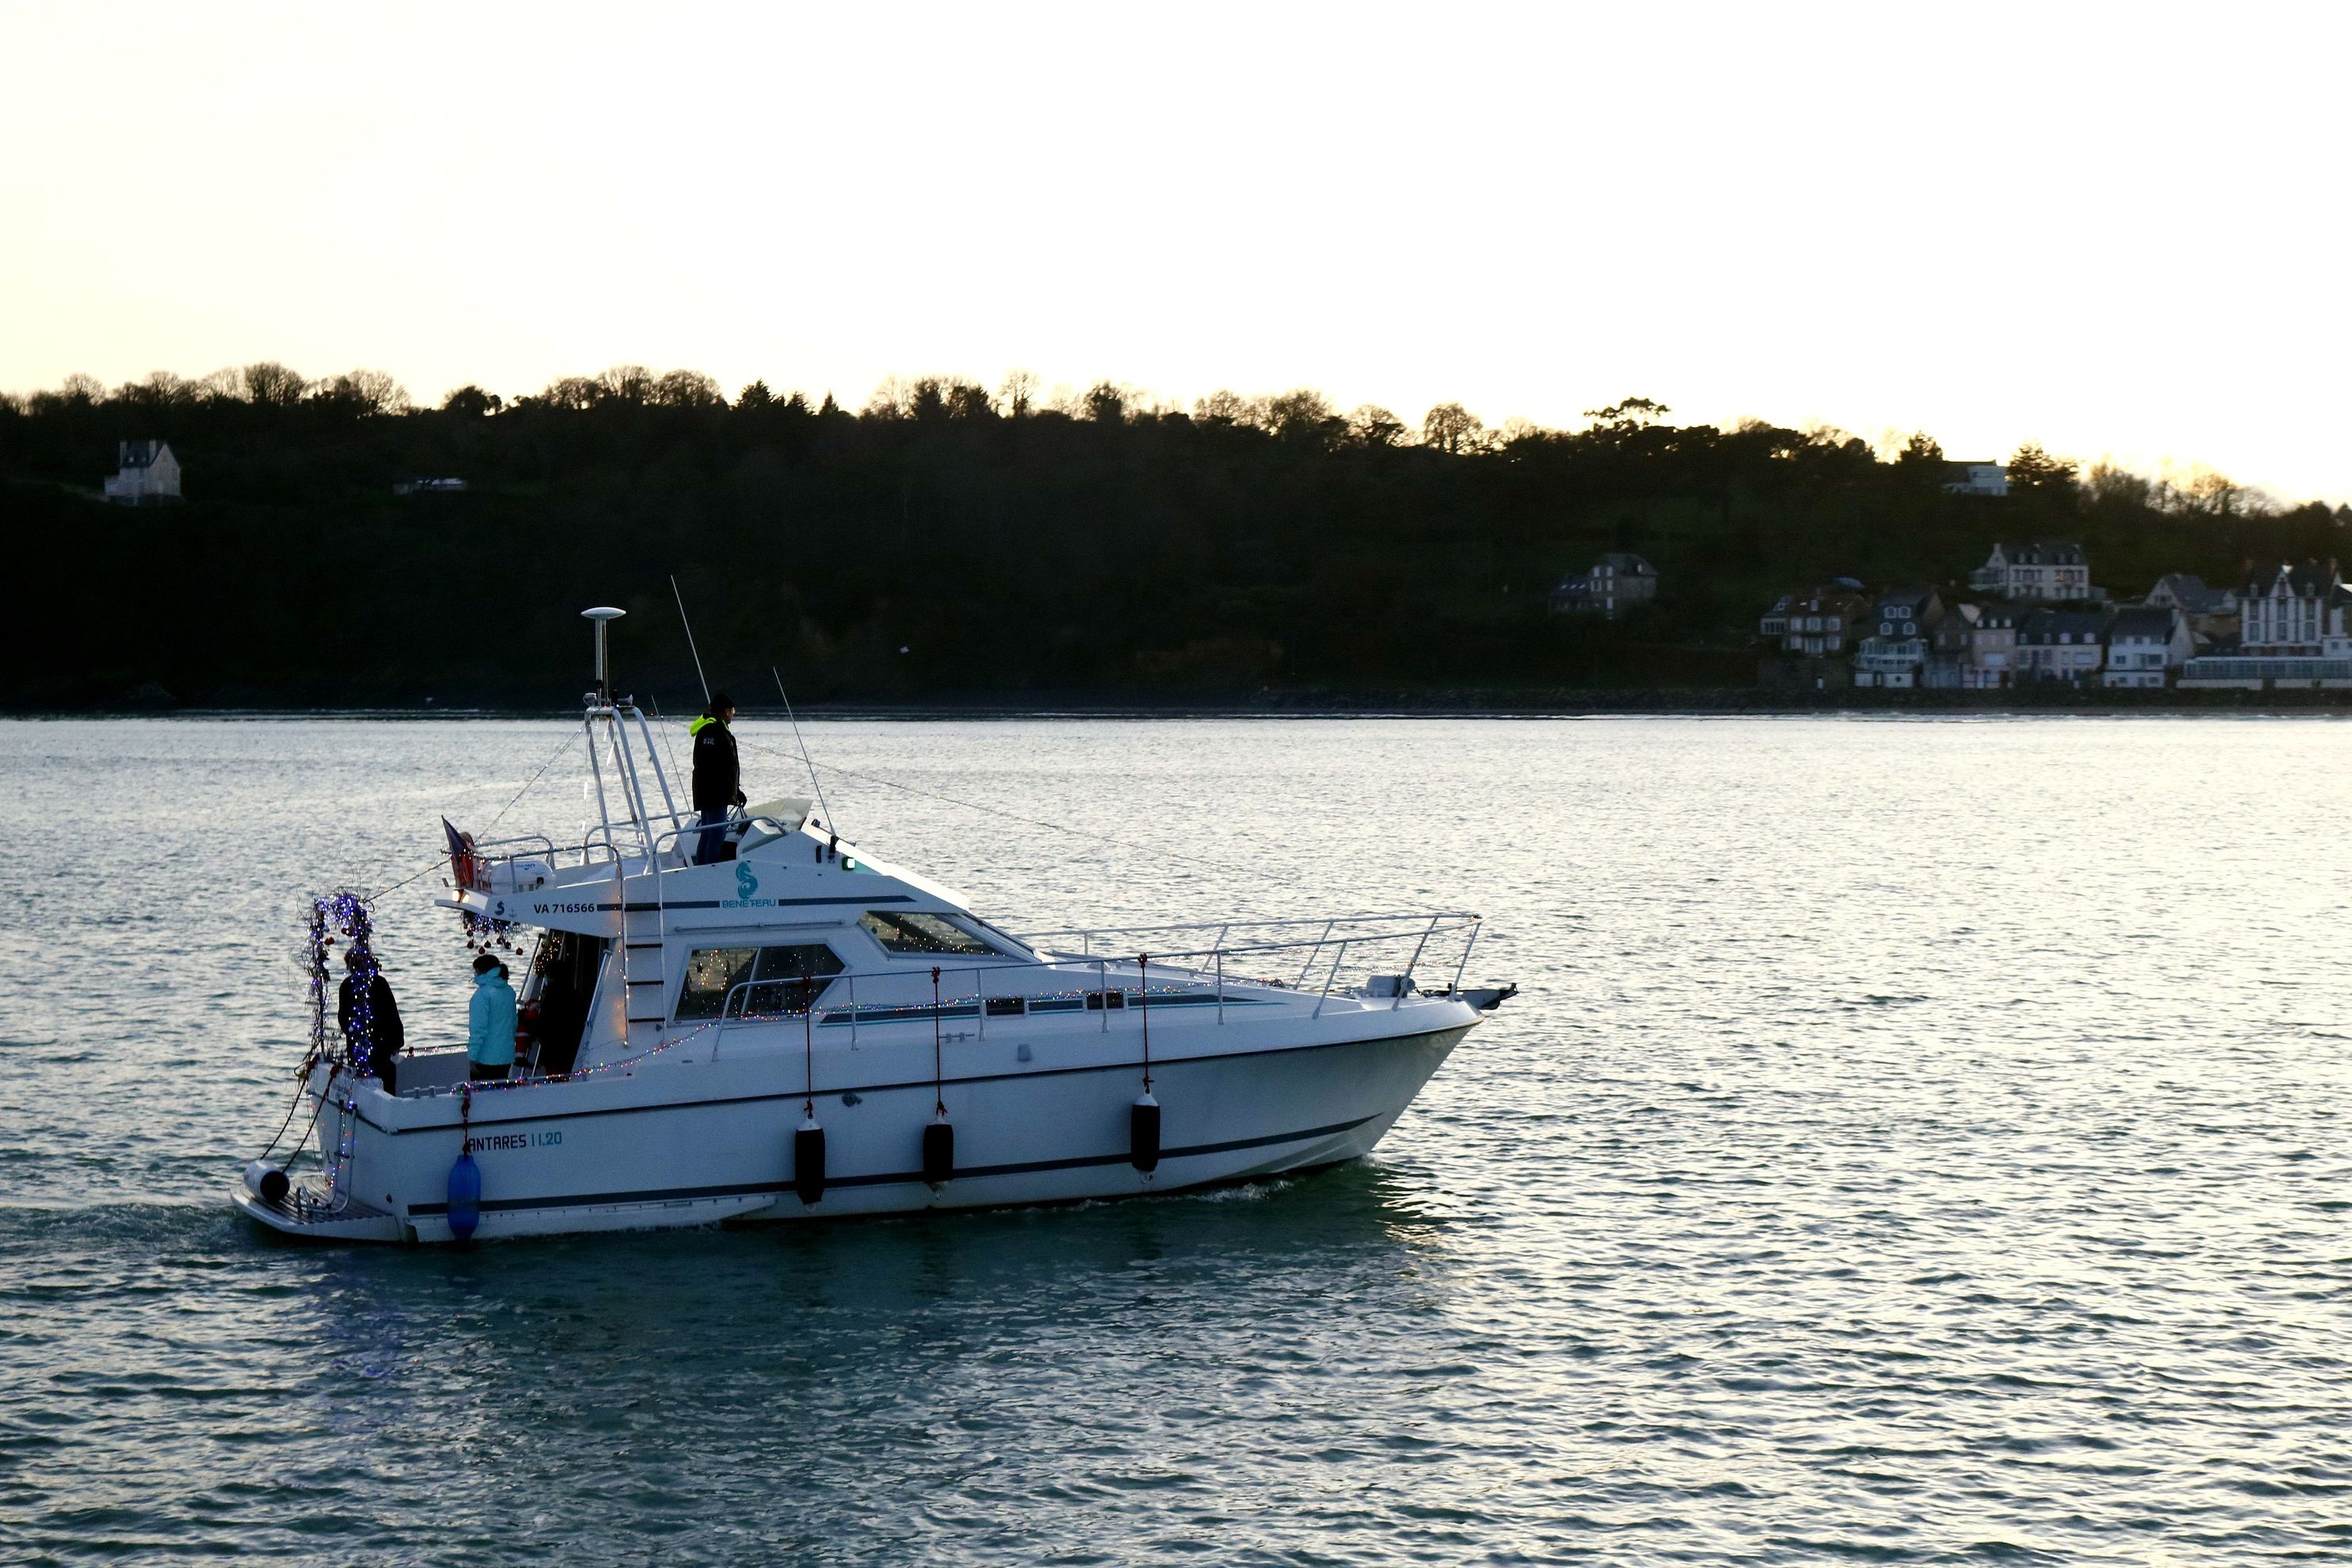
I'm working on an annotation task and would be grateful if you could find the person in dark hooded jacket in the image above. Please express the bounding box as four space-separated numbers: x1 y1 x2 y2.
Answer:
689 693 744 864
338 947 407 1093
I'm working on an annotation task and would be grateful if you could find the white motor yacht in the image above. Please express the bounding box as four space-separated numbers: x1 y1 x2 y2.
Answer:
235 609 1514 1244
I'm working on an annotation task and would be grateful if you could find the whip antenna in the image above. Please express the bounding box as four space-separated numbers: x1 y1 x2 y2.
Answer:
670 574 711 706
772 665 837 835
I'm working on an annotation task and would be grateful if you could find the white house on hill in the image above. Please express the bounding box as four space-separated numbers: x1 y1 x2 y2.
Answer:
1941 461 2009 497
103 439 181 504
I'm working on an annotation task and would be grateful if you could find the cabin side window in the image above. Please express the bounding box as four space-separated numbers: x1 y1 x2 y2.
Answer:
741 943 846 1015
675 947 756 1021
859 911 1000 957
675 943 845 1020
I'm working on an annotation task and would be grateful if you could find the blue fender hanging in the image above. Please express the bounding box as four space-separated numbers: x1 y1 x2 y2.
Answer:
447 1152 481 1241
448 1085 483 1241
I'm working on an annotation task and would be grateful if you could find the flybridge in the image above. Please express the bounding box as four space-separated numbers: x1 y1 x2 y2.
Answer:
442 813 954 939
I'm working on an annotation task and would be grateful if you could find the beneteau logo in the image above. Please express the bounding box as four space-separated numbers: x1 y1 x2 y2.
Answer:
721 862 776 909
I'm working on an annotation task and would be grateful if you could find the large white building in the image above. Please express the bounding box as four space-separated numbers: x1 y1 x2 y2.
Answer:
2238 560 2349 654
102 439 181 504
2181 560 2352 688
1969 540 2091 602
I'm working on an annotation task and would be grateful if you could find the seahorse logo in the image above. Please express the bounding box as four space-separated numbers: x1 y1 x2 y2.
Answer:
736 862 759 901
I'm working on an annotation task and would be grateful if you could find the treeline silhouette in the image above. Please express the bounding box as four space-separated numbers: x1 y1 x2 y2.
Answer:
5 364 2347 708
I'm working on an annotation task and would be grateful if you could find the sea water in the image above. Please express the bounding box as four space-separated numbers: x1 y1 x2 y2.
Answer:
1 717 2347 1563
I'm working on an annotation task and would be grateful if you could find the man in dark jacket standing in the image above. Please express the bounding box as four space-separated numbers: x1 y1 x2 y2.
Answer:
338 946 407 1093
689 692 744 864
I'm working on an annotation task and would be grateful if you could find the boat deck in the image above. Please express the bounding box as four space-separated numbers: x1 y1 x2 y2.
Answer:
231 1180 406 1242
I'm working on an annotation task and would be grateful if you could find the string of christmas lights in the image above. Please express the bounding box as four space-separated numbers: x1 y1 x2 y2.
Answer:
306 890 387 1080
405 976 1215 1100
325 1093 358 1207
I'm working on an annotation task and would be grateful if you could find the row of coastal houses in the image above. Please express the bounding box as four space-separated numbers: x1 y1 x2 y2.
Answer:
1551 460 2004 620
1763 541 2352 691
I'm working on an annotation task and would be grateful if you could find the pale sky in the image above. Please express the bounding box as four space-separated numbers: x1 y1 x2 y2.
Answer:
4 2 2346 499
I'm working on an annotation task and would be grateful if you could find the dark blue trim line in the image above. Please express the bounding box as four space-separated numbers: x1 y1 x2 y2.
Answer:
822 993 1263 1025
409 1114 1375 1217
359 1023 1462 1138
614 894 913 912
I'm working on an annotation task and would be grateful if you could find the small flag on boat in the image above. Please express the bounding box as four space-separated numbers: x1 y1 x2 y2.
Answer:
442 817 484 891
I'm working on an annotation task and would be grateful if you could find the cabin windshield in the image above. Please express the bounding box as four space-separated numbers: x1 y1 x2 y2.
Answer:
859 911 1004 958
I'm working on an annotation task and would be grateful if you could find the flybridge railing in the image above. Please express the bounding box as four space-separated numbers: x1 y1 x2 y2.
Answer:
447 833 614 904
695 910 1483 1050
648 813 817 863
464 812 810 889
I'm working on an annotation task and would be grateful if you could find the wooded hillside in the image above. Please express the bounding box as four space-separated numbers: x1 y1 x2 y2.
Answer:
5 367 2343 708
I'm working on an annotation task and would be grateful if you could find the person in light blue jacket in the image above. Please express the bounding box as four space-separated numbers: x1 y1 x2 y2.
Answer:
466 953 518 1082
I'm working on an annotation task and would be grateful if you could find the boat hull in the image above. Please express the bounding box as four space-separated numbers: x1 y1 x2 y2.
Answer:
239 1011 1474 1243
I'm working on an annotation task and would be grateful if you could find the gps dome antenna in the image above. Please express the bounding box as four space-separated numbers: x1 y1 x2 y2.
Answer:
582 606 624 703
772 664 837 836
669 575 712 707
